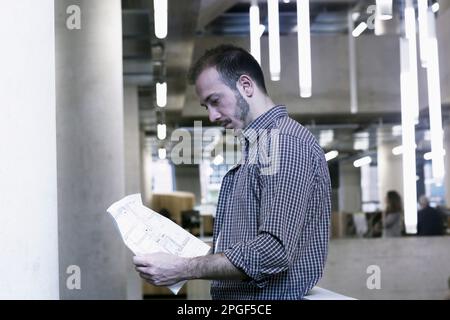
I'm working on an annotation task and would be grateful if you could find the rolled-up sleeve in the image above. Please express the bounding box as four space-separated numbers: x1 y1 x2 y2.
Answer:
223 135 318 288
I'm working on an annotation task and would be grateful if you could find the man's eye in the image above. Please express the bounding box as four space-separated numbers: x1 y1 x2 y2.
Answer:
211 99 219 106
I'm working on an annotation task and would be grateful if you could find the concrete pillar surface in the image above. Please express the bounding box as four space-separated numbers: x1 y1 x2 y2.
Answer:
55 0 128 299
377 131 404 208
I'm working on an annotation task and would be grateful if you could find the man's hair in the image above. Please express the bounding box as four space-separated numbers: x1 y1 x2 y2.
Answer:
188 44 268 94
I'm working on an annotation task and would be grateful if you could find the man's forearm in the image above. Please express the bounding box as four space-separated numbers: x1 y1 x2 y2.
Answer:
186 253 247 281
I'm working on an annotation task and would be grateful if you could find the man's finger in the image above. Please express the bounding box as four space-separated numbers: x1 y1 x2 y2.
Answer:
138 272 153 281
133 255 150 267
135 266 149 274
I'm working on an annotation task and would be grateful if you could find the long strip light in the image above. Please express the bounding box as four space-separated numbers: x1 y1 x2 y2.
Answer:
376 0 393 20
374 14 386 36
348 12 358 113
424 150 446 161
156 82 167 107
297 0 312 98
353 156 372 168
392 145 404 156
404 0 420 122
352 22 367 37
425 9 445 183
432 2 440 13
400 37 418 234
250 3 261 65
268 0 281 81
418 0 429 67
154 0 167 39
392 144 417 155
325 150 339 162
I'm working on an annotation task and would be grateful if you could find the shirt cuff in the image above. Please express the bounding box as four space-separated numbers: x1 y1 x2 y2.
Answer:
223 243 270 288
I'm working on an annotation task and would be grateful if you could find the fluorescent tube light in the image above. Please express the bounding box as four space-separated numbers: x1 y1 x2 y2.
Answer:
352 22 367 37
154 0 167 39
432 2 440 13
297 0 312 98
158 148 166 160
376 0 393 20
418 0 429 67
426 10 445 182
404 0 420 122
400 36 418 234
157 124 167 140
268 0 281 81
156 82 167 107
353 156 372 168
250 4 261 65
325 150 339 161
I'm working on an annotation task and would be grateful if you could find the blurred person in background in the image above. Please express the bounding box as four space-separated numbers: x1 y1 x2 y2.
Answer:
417 195 444 236
382 190 403 237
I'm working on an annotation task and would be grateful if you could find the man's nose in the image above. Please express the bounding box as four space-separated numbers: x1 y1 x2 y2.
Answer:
208 108 221 123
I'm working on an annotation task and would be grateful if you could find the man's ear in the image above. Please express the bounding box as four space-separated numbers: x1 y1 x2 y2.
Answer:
237 75 254 97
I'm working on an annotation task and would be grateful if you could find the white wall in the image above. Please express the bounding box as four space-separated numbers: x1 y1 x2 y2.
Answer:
0 0 59 299
338 161 362 213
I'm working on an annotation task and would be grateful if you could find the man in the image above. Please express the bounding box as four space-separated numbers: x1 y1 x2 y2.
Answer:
133 45 331 299
417 195 444 236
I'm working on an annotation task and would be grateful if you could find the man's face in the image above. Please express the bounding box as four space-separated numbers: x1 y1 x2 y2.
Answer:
195 67 250 130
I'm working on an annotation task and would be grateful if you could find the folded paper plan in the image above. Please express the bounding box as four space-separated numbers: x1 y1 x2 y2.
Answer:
107 194 211 294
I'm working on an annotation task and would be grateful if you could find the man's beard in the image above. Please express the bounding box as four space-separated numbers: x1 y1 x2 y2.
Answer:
233 90 250 126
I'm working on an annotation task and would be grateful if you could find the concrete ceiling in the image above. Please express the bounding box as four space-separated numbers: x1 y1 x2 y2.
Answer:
122 0 450 159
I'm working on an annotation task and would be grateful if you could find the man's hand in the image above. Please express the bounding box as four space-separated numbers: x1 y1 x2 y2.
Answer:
133 252 191 286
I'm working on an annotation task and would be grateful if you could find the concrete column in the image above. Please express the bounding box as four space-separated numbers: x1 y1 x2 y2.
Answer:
444 126 450 207
0 0 59 299
123 86 143 299
377 130 404 208
437 2 450 106
55 0 127 299
175 165 201 204
141 133 154 206
338 161 362 213
124 86 141 195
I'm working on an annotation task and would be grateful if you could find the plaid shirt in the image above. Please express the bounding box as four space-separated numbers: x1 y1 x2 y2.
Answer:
211 106 331 300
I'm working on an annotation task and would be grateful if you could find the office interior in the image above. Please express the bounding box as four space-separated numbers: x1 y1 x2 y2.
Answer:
1 0 450 300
